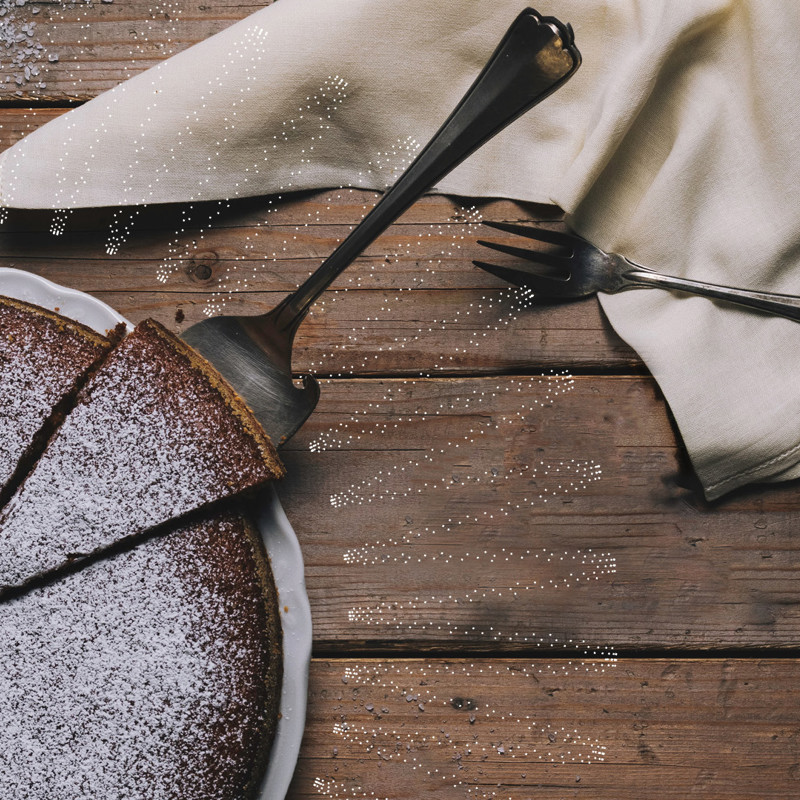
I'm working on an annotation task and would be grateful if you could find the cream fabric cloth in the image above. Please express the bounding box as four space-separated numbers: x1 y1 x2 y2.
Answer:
2 0 800 499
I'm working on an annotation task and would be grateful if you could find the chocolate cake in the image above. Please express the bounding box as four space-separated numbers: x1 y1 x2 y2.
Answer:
0 318 285 591
0 296 289 797
0 296 113 505
0 511 282 800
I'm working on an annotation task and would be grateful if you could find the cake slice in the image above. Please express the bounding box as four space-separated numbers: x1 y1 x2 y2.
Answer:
0 296 114 505
0 510 282 799
0 318 284 591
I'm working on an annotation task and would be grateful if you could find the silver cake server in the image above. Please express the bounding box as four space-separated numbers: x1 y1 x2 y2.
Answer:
181 7 581 447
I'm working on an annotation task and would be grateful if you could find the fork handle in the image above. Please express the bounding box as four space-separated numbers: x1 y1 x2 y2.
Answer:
622 266 800 322
270 7 580 336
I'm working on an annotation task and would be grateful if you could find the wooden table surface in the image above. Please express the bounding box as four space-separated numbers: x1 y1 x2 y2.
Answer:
2 4 799 798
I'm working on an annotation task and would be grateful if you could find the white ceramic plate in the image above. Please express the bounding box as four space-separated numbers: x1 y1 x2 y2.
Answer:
0 267 311 800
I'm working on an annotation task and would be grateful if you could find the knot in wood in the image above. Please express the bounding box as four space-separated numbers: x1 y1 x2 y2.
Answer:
185 253 218 283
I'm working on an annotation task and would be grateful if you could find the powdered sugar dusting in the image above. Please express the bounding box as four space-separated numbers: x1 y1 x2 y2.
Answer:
0 298 107 492
0 512 278 799
0 320 280 589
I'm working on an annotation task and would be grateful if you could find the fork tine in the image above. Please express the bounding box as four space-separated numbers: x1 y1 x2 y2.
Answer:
482 220 575 249
476 238 570 272
473 260 539 286
473 260 572 294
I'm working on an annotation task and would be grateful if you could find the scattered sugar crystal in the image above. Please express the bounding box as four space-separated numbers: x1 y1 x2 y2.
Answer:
0 0 45 89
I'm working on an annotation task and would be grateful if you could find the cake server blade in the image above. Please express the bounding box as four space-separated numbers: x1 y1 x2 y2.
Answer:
181 7 580 447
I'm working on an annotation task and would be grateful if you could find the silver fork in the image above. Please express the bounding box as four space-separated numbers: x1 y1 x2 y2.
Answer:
474 220 800 321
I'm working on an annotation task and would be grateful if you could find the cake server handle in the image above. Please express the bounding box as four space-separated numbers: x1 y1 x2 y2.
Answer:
270 7 581 335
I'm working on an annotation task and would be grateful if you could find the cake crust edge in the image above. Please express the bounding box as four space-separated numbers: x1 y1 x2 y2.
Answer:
138 318 285 481
0 295 115 349
240 512 284 799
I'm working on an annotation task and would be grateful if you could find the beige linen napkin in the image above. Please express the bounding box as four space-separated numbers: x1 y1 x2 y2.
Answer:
2 0 799 499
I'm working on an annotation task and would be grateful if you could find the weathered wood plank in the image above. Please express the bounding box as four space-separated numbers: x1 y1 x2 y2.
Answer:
0 192 639 373
49 288 634 376
275 375 800 652
0 188 554 260
0 0 263 101
290 658 800 800
0 108 65 151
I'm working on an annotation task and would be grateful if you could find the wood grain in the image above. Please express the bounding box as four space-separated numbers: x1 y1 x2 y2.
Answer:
290 658 800 800
0 0 263 101
0 191 639 373
278 376 800 653
0 109 65 151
